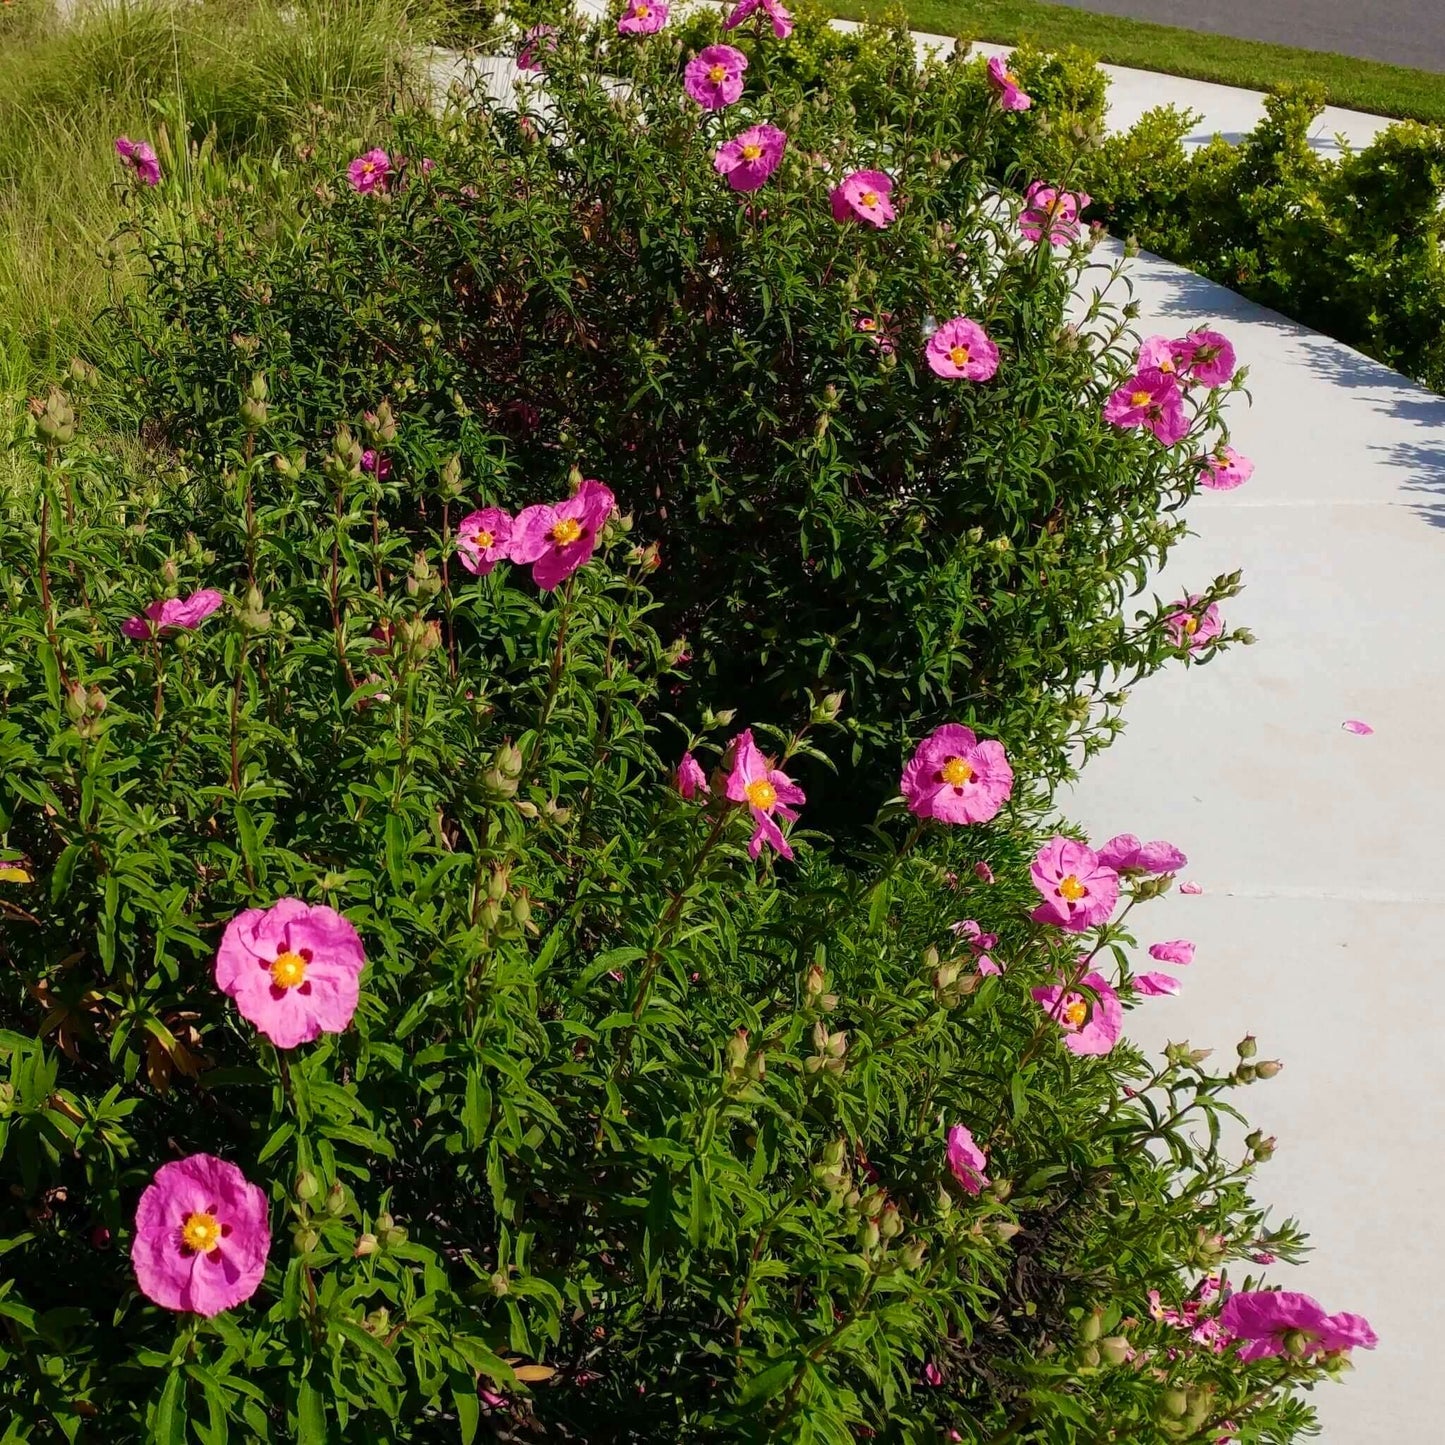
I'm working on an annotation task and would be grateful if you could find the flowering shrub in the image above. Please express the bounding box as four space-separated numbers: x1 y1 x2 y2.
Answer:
98 5 1248 817
0 376 1370 1437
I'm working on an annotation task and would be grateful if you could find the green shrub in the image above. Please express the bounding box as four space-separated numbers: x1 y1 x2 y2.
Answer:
0 379 1341 1441
97 10 1244 820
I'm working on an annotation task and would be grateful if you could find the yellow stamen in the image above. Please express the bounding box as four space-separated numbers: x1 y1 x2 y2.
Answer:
1058 875 1086 902
270 950 307 989
635 2 650 13
741 143 763 161
550 517 583 545
1129 390 1151 407
941 757 973 787
474 529 494 550
181 1211 223 1253
708 64 726 83
745 778 777 810
949 345 971 368
1062 999 1088 1027
859 190 879 208
1184 617 1199 636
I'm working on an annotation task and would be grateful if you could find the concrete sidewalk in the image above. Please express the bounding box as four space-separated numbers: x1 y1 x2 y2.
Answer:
1061 242 1445 1443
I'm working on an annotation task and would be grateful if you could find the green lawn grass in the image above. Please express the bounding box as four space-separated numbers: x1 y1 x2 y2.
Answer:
830 0 1445 123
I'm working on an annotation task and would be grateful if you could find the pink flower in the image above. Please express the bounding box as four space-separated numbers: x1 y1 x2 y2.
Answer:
854 312 895 354
360 449 392 480
347 148 391 194
1137 335 1184 377
457 507 514 577
684 45 747 108
974 861 995 884
829 169 895 229
1148 940 1195 966
714 124 787 192
1199 445 1254 491
1166 595 1223 652
724 728 805 860
987 54 1031 111
1097 834 1187 875
618 0 668 33
509 479 615 591
946 1124 989 1195
1171 329 1236 388
1219 1291 1342 1361
1029 837 1119 931
214 898 366 1049
676 752 708 799
921 1360 944 1387
517 23 557 71
925 317 1000 382
1134 972 1181 996
1323 1312 1378 1353
122 588 225 641
1019 182 1089 244
1342 719 1374 736
1103 368 1188 446
131 1154 269 1316
115 136 161 187
900 724 1014 825
1032 970 1123 1055
950 919 998 951
724 0 793 39
1179 880 1204 895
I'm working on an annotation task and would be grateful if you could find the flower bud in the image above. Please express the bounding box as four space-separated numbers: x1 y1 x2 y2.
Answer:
489 1271 510 1297
1081 1309 1103 1343
1162 1388 1188 1418
239 584 272 635
1099 1335 1132 1366
325 1181 348 1216
878 1203 904 1239
1236 1034 1257 1059
361 402 397 446
899 1239 927 1270
34 388 77 446
295 1169 320 1202
293 1224 321 1255
988 1221 1021 1244
1255 1059 1283 1079
354 1232 379 1258
1076 1344 1100 1369
439 453 465 499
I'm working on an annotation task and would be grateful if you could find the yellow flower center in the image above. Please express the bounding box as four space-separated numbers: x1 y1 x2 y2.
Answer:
361 161 375 175
745 778 777 810
859 318 876 331
1058 875 1086 902
550 517 583 545
181 1211 223 1253
1062 999 1088 1027
708 64 726 83
741 143 763 160
636 2 650 13
949 345 970 367
1130 389 1152 407
859 190 879 208
941 757 973 786
474 529 494 549
270 950 308 989
1184 617 1199 636
1004 68 1019 86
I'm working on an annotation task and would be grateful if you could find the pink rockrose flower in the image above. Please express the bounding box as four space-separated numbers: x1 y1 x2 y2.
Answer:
347 148 391 194
1019 182 1088 244
974 861 995 884
724 728 805 860
1097 834 1188 875
115 136 161 187
829 169 896 229
122 588 225 641
676 752 708 799
457 507 514 577
854 311 896 354
987 54 1031 110
1103 368 1188 446
724 0 793 39
1179 880 1204 895
946 1124 989 1195
1032 970 1123 1055
950 919 998 951
922 1361 944 1387
132 1154 270 1317
925 317 1000 382
1171 329 1237 388
1148 939 1195 966
1342 719 1374 735
360 449 392 480
900 723 1014 824
1322 1312 1378 1353
1134 972 1182 996
1137 334 1185 377
1199 445 1254 491
1029 836 1119 931
509 478 615 591
714 123 787 192
1220 1291 1342 1362
517 23 557 71
1166 595 1223 652
215 898 366 1050
618 0 668 33
684 45 747 109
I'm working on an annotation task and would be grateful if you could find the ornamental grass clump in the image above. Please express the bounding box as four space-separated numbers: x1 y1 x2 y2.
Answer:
100 3 1249 814
0 374 1369 1439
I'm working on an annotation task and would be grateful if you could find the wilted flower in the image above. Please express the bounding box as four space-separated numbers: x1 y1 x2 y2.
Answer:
946 1124 989 1195
517 23 557 71
115 136 161 186
676 752 708 799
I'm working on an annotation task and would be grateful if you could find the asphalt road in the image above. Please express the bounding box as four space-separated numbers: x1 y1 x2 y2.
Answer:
1054 0 1445 72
